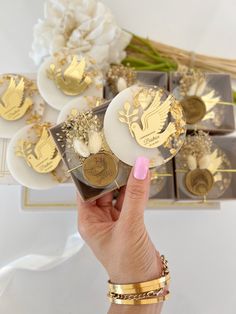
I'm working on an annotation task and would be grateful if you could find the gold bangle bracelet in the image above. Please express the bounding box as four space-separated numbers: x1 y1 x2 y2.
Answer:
108 274 171 294
109 292 170 305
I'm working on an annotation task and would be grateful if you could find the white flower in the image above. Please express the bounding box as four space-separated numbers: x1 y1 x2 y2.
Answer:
30 0 131 71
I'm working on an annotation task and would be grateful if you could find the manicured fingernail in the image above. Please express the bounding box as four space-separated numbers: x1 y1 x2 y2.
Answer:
133 157 149 180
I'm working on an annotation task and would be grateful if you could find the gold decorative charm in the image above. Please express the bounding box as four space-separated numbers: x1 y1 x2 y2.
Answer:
16 126 61 173
82 152 118 188
177 69 222 125
0 77 32 121
176 131 232 198
119 89 178 149
107 64 137 94
47 55 92 96
52 108 121 189
185 169 214 196
181 96 206 124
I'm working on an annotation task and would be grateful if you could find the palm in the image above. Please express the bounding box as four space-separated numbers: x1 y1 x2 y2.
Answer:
78 188 125 239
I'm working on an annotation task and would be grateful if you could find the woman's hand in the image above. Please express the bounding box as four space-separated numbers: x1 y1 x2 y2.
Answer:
77 157 162 284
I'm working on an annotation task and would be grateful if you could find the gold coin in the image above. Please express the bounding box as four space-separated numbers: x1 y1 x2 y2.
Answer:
82 152 118 188
185 169 214 196
181 96 206 124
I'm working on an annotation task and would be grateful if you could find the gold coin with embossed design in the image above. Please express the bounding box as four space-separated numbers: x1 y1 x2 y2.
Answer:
82 152 118 188
185 169 214 196
181 96 206 124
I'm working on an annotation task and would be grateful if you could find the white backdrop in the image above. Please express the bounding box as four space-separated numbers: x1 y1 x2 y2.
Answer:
0 0 236 313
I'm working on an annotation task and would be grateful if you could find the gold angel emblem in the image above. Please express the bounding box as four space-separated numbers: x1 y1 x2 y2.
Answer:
17 127 61 173
0 77 32 121
47 56 92 96
119 90 176 148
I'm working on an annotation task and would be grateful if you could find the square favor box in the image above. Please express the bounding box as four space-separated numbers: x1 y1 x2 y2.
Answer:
104 71 168 99
169 73 235 133
50 101 131 202
174 136 236 201
50 98 176 202
149 160 175 201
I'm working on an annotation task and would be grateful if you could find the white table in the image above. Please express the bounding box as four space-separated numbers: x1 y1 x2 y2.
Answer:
0 0 236 313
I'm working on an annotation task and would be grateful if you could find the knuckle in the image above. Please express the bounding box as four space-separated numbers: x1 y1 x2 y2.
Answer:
126 183 146 200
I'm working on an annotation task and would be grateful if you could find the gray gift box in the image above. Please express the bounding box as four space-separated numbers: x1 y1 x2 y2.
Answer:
149 160 175 201
169 72 235 133
174 136 236 201
50 101 131 202
104 71 168 99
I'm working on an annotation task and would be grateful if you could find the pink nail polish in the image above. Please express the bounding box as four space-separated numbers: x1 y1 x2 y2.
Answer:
133 157 149 180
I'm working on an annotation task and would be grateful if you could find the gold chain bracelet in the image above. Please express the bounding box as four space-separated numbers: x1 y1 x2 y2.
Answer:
109 291 170 305
108 288 164 300
107 255 170 305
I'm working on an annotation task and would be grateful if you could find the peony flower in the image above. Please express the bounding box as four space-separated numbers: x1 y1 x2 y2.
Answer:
30 0 131 71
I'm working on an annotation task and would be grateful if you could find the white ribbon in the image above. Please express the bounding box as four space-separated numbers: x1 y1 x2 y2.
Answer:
0 233 84 297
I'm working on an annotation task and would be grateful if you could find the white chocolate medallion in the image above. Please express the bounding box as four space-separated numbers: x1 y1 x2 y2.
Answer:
104 85 186 167
37 55 104 111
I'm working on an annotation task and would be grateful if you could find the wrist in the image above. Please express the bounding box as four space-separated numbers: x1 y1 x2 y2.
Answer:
108 254 163 284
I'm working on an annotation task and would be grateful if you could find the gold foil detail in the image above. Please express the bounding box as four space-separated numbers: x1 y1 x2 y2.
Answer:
61 110 101 158
119 89 178 149
107 64 137 94
16 126 61 173
47 56 92 96
0 77 32 121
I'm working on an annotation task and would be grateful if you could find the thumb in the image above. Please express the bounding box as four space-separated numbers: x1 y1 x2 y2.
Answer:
121 157 150 221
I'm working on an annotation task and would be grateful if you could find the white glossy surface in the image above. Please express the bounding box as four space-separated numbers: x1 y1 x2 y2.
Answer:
37 57 104 111
0 0 236 313
7 124 60 190
104 85 166 166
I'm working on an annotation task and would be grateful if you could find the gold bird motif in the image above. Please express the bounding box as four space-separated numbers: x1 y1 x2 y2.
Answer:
48 56 92 96
130 92 176 148
26 127 61 173
0 77 32 121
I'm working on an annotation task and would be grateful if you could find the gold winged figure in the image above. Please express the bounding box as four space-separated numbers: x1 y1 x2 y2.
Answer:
121 90 176 149
25 127 61 173
0 77 32 121
48 56 92 96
